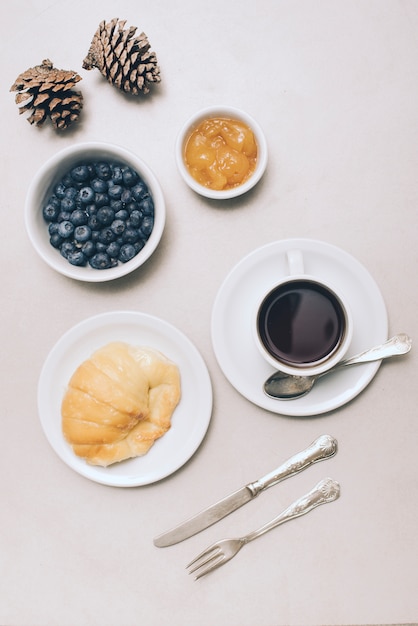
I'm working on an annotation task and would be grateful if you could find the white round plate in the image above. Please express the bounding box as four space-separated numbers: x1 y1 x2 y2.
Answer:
38 311 212 486
211 238 388 416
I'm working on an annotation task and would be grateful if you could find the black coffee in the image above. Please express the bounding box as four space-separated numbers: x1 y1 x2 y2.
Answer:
257 280 345 365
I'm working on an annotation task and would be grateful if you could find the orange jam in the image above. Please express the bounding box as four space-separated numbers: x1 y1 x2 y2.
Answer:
184 117 258 191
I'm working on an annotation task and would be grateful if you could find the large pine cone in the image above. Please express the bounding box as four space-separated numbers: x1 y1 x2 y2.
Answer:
10 59 83 130
83 18 161 95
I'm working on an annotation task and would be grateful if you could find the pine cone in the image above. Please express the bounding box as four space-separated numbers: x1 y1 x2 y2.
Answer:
10 59 83 130
83 18 161 96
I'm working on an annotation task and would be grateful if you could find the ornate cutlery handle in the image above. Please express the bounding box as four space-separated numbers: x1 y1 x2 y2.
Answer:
244 478 340 543
248 435 337 497
341 333 411 367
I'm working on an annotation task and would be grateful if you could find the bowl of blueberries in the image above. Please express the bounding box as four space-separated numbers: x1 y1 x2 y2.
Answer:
25 142 165 281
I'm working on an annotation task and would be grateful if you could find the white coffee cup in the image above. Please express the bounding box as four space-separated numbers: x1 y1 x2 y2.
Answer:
253 249 353 376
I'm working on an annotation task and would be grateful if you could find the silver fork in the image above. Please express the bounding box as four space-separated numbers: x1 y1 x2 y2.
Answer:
187 477 340 579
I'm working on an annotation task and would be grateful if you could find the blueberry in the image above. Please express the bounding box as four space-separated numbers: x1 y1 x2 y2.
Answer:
110 199 123 213
91 178 108 193
60 196 76 212
71 165 90 183
125 201 139 214
97 206 115 226
88 215 100 230
79 186 95 204
85 203 97 216
48 194 61 209
122 166 139 187
43 202 60 222
50 232 63 249
67 250 87 266
95 242 107 253
48 222 59 235
60 241 75 258
110 219 126 236
132 181 148 201
111 166 123 184
121 189 132 204
57 211 71 222
62 173 73 187
64 187 78 199
140 197 154 216
108 184 123 200
58 220 74 239
134 239 146 254
89 252 112 269
114 209 129 221
81 240 95 257
54 182 66 199
106 241 120 258
140 216 154 237
74 225 92 243
95 192 110 208
123 228 140 244
98 228 116 245
95 162 112 180
128 210 142 228
118 243 136 263
70 209 88 226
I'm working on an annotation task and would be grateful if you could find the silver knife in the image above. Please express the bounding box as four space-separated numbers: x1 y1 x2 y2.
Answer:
153 434 337 547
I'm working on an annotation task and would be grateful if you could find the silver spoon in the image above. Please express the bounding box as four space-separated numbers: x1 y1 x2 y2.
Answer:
263 333 412 400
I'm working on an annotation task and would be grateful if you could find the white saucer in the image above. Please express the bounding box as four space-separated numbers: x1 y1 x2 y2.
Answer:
211 239 388 416
38 311 212 486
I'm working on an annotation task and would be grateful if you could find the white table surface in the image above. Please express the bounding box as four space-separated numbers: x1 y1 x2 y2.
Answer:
1 1 417 625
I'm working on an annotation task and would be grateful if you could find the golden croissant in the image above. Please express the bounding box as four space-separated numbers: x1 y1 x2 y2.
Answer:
62 342 181 466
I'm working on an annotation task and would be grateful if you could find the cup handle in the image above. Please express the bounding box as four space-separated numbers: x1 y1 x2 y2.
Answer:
286 249 304 275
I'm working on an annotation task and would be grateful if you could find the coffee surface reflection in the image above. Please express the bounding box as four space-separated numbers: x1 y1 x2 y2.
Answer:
257 280 346 366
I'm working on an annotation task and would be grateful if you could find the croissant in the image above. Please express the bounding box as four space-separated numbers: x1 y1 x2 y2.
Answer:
61 342 181 466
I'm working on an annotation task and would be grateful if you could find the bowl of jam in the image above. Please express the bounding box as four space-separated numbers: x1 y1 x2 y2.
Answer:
175 105 268 200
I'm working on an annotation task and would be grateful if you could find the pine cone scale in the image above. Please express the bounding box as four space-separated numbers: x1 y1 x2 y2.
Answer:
33 93 50 106
28 109 47 125
15 92 32 105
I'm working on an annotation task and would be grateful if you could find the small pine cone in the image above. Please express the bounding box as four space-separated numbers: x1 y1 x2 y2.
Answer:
83 18 161 96
10 59 83 130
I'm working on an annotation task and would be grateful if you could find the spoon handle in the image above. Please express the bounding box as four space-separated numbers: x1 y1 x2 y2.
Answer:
340 333 412 368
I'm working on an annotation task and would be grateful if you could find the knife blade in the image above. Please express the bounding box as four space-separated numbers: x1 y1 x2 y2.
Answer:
153 434 337 547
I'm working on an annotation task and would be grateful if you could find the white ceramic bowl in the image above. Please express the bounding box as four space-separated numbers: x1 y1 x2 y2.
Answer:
175 105 268 200
25 142 165 282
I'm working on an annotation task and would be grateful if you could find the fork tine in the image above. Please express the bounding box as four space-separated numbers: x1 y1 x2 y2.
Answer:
186 543 228 580
193 555 225 580
186 543 220 568
188 552 226 580
187 547 221 572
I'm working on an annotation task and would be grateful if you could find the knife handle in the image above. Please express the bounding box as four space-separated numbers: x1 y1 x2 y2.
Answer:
247 434 337 497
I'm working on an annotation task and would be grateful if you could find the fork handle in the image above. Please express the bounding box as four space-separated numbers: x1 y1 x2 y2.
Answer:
243 478 340 544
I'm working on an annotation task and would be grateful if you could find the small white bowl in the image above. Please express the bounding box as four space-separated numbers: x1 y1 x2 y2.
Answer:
175 105 268 200
25 142 165 282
